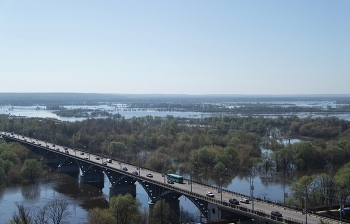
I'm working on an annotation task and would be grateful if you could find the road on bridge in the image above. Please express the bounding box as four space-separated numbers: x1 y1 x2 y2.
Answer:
1 132 340 224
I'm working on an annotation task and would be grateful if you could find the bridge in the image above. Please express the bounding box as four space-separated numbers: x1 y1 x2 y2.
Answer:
0 132 341 224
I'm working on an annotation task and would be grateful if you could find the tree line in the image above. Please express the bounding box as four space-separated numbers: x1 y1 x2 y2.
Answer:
1 114 350 175
288 161 350 210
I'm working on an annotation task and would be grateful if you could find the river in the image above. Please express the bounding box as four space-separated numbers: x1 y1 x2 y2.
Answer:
2 103 350 121
0 168 296 224
0 104 347 223
0 105 207 122
0 171 204 223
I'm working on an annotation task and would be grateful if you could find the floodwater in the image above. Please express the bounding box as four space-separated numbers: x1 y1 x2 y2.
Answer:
0 171 202 223
0 175 92 224
0 166 303 223
0 103 347 223
0 105 207 121
2 102 350 121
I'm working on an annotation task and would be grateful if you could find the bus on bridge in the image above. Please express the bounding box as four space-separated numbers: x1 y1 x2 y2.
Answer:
167 174 184 183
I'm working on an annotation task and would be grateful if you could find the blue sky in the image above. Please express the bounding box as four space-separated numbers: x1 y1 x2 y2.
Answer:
1 1 349 94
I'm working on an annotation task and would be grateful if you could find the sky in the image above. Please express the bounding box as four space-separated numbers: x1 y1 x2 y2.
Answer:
1 1 349 95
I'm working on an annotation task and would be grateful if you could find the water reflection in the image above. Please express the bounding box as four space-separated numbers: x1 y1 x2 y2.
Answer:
54 174 109 210
0 187 4 200
21 184 40 200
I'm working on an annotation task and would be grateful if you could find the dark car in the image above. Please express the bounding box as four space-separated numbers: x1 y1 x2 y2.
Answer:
122 167 128 171
271 210 283 217
102 162 107 166
229 198 240 205
167 179 174 184
80 152 84 155
132 171 138 175
146 173 153 178
95 157 100 160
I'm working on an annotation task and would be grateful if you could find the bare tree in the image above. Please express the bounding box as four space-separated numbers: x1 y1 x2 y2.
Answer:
11 203 33 224
45 197 70 224
33 206 49 224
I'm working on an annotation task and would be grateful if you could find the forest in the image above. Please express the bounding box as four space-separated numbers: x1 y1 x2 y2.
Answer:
1 113 350 209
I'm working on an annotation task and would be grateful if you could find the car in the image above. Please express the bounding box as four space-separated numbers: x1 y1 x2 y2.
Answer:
167 179 174 184
95 157 100 160
102 162 107 166
132 171 138 175
271 210 283 217
240 198 249 204
229 198 240 205
106 159 112 163
122 167 128 171
84 156 89 160
146 173 153 178
80 152 84 155
65 150 69 154
206 192 215 197
56 148 60 151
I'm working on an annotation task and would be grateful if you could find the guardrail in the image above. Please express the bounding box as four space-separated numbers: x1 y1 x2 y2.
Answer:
139 175 303 224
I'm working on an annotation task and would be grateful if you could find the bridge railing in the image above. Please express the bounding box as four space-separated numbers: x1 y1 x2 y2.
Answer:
183 176 307 212
138 174 304 224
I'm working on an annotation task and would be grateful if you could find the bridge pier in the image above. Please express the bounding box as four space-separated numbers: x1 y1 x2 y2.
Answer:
147 197 180 224
165 197 180 223
109 182 136 198
148 201 155 217
207 203 220 221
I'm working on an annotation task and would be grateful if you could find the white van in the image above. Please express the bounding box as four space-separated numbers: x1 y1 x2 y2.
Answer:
106 159 112 163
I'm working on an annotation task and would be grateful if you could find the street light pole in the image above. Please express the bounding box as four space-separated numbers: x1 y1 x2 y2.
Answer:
305 196 307 224
86 140 94 160
220 168 227 203
138 157 141 175
340 196 342 224
191 162 197 192
250 178 255 211
303 189 308 224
